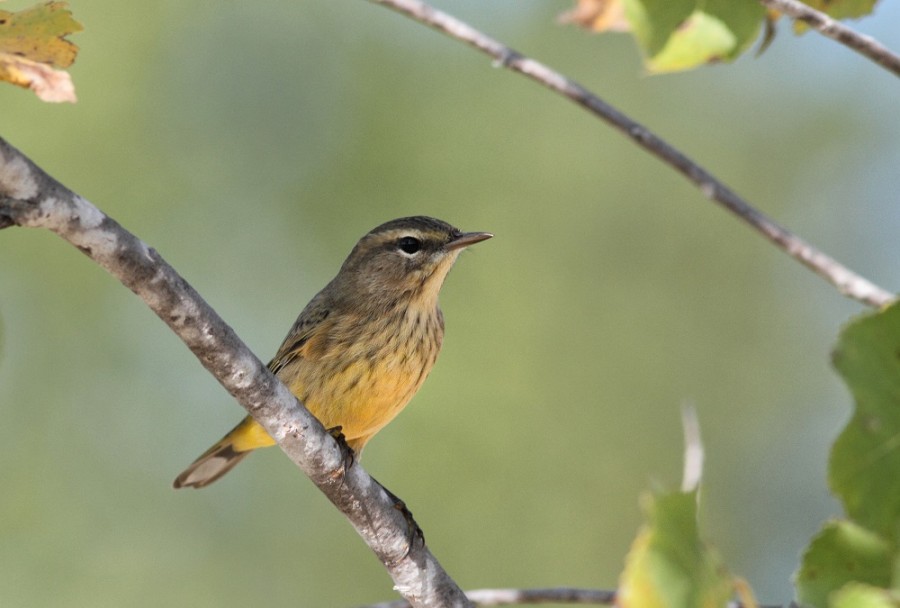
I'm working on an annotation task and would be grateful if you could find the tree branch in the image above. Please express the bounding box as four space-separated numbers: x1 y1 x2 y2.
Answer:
0 136 471 608
759 0 900 78
367 0 895 309
364 587 616 608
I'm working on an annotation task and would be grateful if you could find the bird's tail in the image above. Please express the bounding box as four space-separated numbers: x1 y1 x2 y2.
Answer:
173 416 275 489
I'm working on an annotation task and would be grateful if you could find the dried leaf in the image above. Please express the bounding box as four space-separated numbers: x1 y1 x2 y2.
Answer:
0 53 75 102
560 0 631 33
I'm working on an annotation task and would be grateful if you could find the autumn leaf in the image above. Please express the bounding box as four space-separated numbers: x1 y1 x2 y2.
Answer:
0 2 83 102
561 0 765 74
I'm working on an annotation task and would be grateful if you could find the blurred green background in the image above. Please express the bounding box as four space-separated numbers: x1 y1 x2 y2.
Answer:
1 1 898 605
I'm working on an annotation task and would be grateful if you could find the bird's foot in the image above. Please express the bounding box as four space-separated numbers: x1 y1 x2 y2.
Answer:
373 477 425 556
325 425 356 481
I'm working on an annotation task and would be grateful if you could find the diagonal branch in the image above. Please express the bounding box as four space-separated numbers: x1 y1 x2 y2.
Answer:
360 586 788 608
0 136 471 608
367 0 895 309
759 0 900 78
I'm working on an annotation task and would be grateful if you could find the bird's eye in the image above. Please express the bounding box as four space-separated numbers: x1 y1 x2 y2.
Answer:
397 236 422 255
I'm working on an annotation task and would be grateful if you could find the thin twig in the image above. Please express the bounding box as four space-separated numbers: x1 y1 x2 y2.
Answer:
0 137 470 608
759 0 900 78
367 0 895 309
361 587 789 608
465 589 615 607
363 588 616 608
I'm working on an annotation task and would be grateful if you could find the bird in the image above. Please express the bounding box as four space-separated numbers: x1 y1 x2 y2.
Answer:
174 216 492 489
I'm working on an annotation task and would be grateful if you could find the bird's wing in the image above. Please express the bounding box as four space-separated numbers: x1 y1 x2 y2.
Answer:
267 297 334 374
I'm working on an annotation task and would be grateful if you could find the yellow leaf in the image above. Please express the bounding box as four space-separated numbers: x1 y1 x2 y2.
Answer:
0 1 82 102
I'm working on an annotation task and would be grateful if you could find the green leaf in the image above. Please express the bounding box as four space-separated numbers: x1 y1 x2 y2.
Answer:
830 301 900 540
620 0 695 59
619 0 764 73
795 520 893 608
831 583 900 608
618 489 732 608
703 0 768 59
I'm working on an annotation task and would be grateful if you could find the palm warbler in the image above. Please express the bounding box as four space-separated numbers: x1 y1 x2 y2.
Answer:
174 216 492 488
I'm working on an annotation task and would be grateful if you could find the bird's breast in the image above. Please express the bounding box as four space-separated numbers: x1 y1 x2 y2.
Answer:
284 305 444 442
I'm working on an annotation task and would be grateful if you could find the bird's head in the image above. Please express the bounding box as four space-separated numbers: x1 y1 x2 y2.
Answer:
336 216 492 306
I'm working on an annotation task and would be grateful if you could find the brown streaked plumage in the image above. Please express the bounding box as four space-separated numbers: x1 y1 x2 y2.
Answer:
174 216 491 489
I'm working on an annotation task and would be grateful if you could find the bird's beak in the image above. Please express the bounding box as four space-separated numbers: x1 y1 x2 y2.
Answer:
446 231 493 251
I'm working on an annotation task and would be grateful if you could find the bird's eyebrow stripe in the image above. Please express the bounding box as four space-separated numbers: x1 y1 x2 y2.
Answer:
376 229 445 246
377 229 421 240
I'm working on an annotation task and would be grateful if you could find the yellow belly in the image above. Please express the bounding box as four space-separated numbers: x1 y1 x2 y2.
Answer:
230 313 440 454
287 349 432 450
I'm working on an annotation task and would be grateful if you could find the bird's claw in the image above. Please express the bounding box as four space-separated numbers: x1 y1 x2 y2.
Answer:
326 425 356 481
374 479 425 556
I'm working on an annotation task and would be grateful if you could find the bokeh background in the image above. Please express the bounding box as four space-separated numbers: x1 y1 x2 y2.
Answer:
2 1 898 605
